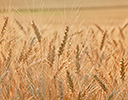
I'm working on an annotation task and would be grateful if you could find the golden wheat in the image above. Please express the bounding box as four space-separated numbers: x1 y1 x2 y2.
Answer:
31 21 41 43
0 9 128 100
58 26 69 57
1 17 8 38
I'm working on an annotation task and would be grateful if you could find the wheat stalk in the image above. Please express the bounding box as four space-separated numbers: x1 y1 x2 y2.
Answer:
93 75 108 93
0 39 4 44
107 92 114 100
112 40 117 47
53 60 67 79
67 70 74 93
66 36 73 63
31 21 41 43
118 27 125 40
26 69 38 99
58 78 64 100
94 23 104 33
110 28 115 34
58 26 69 57
120 58 127 82
15 19 26 34
37 89 45 100
23 46 33 62
122 22 128 31
0 71 9 83
1 17 8 38
76 45 80 74
19 41 27 62
77 91 82 100
1 51 6 61
5 49 12 71
100 31 107 50
85 50 94 65
47 45 55 67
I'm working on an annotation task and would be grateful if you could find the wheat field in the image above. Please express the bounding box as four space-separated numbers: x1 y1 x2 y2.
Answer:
0 6 128 100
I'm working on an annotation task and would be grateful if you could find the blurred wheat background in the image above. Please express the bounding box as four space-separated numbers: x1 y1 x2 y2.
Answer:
0 0 128 100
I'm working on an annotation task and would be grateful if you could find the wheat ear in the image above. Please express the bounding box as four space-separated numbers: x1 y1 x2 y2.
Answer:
100 31 107 50
122 22 128 31
58 78 64 100
118 27 125 40
5 49 12 71
19 41 26 62
0 71 9 83
120 58 127 82
76 45 80 74
47 45 55 67
67 70 74 93
31 21 41 43
1 17 8 38
58 26 69 57
94 23 104 33
15 19 26 34
93 75 108 92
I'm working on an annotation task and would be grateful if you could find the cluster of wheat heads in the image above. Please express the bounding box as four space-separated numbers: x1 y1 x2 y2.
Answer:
0 16 128 100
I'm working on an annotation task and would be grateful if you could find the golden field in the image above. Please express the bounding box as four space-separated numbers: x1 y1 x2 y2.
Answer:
0 7 128 100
